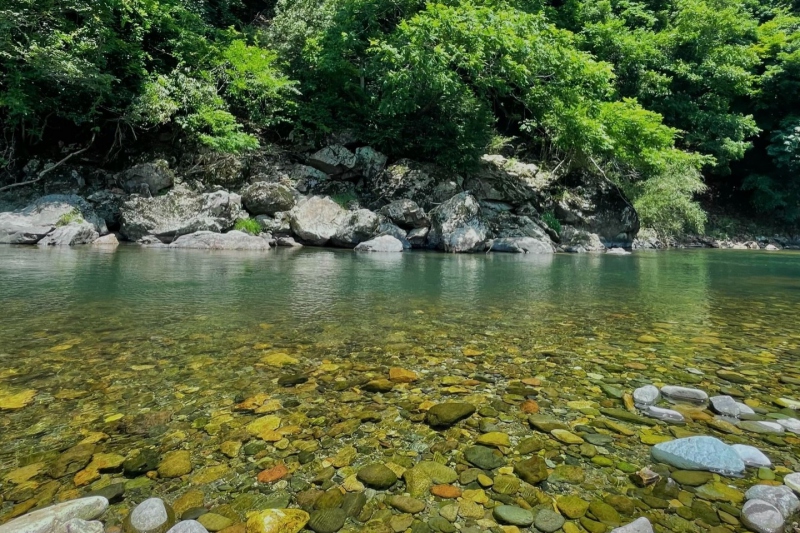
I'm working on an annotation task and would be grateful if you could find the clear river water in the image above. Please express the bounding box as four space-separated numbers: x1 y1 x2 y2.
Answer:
1 246 800 532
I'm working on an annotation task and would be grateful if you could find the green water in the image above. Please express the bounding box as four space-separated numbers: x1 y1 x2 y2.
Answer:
1 246 800 530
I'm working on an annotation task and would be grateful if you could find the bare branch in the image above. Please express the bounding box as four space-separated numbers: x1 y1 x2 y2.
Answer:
0 134 96 194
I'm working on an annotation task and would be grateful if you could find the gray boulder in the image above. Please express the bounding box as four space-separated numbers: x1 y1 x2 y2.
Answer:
486 237 554 254
289 196 348 245
332 209 381 248
291 164 328 193
119 187 244 242
118 160 174 196
354 235 404 252
355 146 388 180
256 212 292 236
407 227 429 248
378 199 429 229
276 236 302 247
92 234 120 246
744 485 799 518
651 436 745 476
464 154 554 206
38 222 99 246
376 220 412 249
87 190 127 228
741 500 785 533
561 226 605 252
308 145 357 175
0 194 107 244
369 159 460 211
427 192 487 253
169 231 271 250
241 182 296 216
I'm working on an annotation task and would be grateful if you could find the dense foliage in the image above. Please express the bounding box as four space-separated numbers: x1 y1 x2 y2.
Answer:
1 0 799 233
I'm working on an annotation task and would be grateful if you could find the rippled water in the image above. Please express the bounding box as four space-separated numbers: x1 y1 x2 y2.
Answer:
1 246 800 529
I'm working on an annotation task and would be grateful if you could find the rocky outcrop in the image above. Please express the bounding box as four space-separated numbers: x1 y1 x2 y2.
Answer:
560 226 605 253
87 190 127 228
241 182 296 216
0 194 107 244
118 160 174 196
256 212 292 236
169 230 271 250
355 147 388 180
464 155 554 206
427 193 488 253
487 237 554 254
288 196 348 246
378 199 429 229
554 178 639 246
332 209 381 248
354 235 404 252
38 222 99 246
369 159 460 211
119 187 244 242
307 145 358 175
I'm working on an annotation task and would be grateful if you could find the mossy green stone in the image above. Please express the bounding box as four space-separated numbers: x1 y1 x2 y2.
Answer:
557 495 590 518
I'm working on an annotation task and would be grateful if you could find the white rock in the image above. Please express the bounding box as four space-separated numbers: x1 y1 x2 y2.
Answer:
354 235 404 252
0 497 108 533
610 517 654 533
736 402 756 416
643 406 685 424
129 498 169 533
745 485 799 519
166 521 209 533
776 418 800 434
660 385 708 405
56 519 104 533
633 385 660 407
741 499 785 533
92 233 119 246
710 395 739 417
785 472 800 494
732 445 772 468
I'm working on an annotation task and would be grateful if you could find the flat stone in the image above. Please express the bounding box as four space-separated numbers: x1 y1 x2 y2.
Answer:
600 408 657 426
610 517 654 533
196 513 232 532
744 485 799 519
0 497 109 533
534 509 565 532
741 499 784 533
125 498 175 533
464 446 504 470
387 496 425 514
528 414 569 432
633 385 660 407
716 370 751 384
246 509 310 533
357 464 397 489
642 406 685 424
514 456 548 484
785 472 800 494
492 505 533 527
661 386 708 406
475 432 510 447
671 470 713 486
776 418 800 434
57 519 105 533
557 495 590 519
158 451 192 478
425 403 476 428
307 509 347 533
651 437 744 476
740 421 784 435
695 482 744 503
551 429 584 444
710 396 739 417
775 398 800 410
731 445 771 468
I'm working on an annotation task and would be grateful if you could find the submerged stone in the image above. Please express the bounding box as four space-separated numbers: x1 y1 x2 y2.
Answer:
124 498 175 533
731 444 771 468
710 396 739 417
744 485 800 519
425 403 476 427
642 406 685 424
493 505 534 527
660 386 708 406
741 500 784 533
0 497 109 533
740 421 784 435
633 385 660 407
610 517 654 533
651 437 745 476
357 464 398 489
246 509 310 533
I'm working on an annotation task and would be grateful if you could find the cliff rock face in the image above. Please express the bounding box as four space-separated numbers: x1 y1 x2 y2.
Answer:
120 186 244 242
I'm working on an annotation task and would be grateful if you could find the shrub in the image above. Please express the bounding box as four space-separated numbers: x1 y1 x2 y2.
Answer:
541 212 562 234
234 218 261 235
56 209 83 227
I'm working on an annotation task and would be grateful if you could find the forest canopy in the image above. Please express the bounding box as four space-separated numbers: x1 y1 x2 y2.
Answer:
1 0 799 233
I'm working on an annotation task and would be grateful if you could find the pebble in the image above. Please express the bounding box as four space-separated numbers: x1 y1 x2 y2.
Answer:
357 464 398 489
425 403 476 427
492 505 533 527
0 497 110 533
513 456 548 484
744 485 800 518
632 385 660 407
731 444 771 467
165 522 208 533
610 517 654 533
642 406 684 424
464 445 504 470
660 386 708 405
246 509 310 533
651 436 745 476
785 472 800 493
307 509 347 533
741 499 785 533
124 498 175 533
710 395 739 417
58 519 105 533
